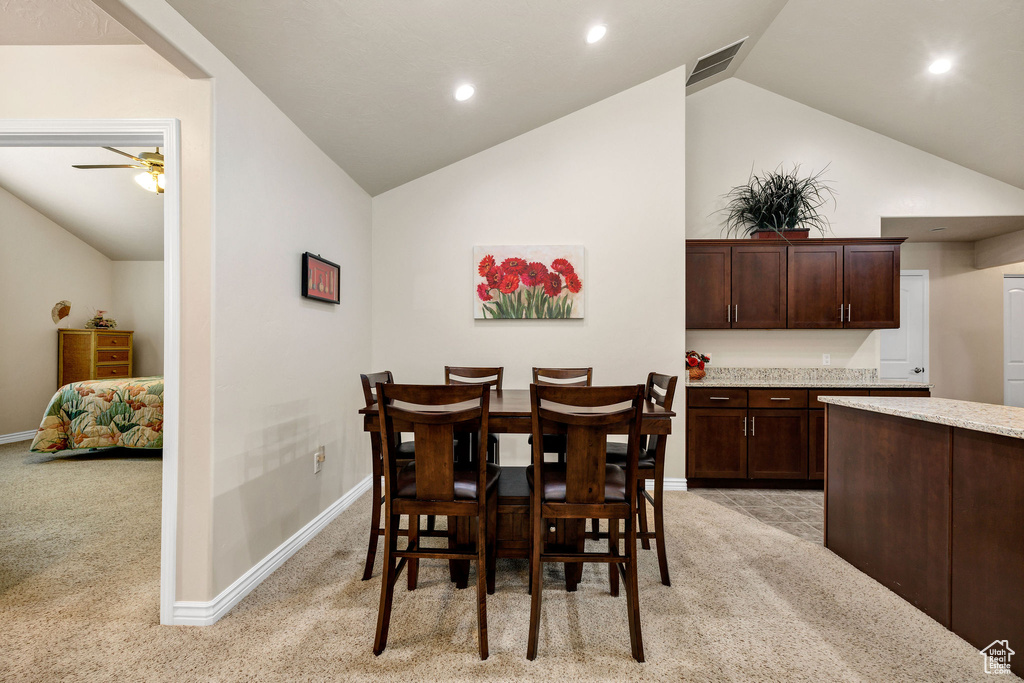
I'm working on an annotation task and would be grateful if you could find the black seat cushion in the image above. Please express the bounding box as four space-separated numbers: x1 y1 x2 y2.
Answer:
395 462 501 500
395 436 463 458
526 463 627 502
527 434 568 453
605 441 655 469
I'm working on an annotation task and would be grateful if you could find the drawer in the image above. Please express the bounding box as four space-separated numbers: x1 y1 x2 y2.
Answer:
687 388 747 408
869 389 931 397
97 349 129 363
749 389 807 408
809 389 871 408
97 332 131 348
96 364 130 379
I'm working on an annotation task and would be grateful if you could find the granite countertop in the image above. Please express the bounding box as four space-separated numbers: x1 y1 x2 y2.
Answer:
819 396 1024 440
684 367 932 390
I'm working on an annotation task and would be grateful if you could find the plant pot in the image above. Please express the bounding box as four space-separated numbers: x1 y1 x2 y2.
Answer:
752 229 811 240
688 367 706 380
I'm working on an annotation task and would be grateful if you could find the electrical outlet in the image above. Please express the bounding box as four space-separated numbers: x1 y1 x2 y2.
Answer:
822 353 831 366
313 446 325 474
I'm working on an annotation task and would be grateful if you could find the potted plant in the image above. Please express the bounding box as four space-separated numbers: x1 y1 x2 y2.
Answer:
685 350 710 380
720 164 836 239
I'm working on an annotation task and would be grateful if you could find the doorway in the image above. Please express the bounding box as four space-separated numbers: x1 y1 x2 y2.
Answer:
1005 275 1024 407
880 271 929 384
0 119 181 624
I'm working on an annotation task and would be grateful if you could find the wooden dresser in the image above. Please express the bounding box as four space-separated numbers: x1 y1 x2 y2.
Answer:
57 328 134 387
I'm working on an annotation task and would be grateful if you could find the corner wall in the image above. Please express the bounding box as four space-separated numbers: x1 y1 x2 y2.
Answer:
112 261 164 377
372 66 688 476
686 78 1024 369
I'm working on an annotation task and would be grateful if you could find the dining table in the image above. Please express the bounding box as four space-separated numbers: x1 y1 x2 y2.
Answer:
359 387 676 588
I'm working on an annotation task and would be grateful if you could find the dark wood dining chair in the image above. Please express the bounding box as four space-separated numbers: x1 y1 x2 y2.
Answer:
445 366 503 464
526 383 646 662
530 367 593 460
374 383 500 660
603 372 678 586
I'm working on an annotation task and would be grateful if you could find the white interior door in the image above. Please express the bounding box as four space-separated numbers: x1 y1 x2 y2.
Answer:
880 271 929 383
1005 275 1024 407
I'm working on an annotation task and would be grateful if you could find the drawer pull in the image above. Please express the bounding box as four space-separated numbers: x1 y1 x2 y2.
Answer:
769 397 791 401
709 397 731 401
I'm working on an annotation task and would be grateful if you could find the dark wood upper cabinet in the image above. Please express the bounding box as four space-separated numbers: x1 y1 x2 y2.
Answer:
787 244 844 329
686 245 731 329
732 246 787 329
844 243 900 328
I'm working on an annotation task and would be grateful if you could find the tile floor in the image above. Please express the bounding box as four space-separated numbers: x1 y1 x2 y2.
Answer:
689 488 824 544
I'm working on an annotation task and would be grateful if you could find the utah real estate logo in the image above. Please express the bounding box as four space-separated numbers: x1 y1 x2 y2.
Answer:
980 640 1014 675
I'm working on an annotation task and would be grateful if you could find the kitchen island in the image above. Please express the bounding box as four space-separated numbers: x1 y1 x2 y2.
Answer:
821 396 1024 676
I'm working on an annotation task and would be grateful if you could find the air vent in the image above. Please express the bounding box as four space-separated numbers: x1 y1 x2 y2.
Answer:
687 37 747 86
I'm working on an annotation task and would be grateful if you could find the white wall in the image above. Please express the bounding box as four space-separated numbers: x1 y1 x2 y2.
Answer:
686 78 1024 369
373 66 688 475
112 261 164 377
0 186 114 435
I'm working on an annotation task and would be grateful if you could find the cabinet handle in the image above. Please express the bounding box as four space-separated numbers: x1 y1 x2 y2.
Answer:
839 305 844 322
709 397 731 401
769 397 790 401
734 304 738 321
751 416 755 436
847 304 851 321
743 416 747 436
727 305 731 323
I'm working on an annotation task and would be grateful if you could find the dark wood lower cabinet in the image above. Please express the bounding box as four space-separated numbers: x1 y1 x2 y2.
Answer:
748 409 808 478
686 408 747 478
808 410 825 479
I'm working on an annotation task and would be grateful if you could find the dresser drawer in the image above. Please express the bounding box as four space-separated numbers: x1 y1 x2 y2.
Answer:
97 332 131 348
97 364 130 379
97 349 130 363
687 388 747 408
748 389 807 408
808 389 870 408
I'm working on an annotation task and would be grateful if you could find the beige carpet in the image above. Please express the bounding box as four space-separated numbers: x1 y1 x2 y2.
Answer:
0 440 1012 682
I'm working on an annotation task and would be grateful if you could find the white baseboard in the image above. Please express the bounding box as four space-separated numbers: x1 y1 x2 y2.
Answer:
644 478 688 491
0 430 36 445
171 474 372 626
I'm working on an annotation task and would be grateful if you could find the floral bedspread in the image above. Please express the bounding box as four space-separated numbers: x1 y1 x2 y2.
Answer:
30 376 163 453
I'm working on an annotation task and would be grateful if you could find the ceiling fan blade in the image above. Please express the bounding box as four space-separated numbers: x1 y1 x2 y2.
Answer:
72 164 145 169
101 146 147 164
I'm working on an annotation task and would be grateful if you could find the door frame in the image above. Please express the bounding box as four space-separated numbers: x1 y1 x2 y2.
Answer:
1005 274 1024 407
0 119 182 625
880 270 930 384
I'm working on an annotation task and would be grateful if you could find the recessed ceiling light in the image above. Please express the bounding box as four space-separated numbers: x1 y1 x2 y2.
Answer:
454 84 475 101
586 25 607 44
930 227 947 232
928 58 952 74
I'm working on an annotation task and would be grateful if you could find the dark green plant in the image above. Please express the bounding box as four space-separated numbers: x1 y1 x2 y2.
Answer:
721 164 836 238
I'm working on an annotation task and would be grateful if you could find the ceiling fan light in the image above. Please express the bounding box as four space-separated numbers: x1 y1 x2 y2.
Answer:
134 171 163 193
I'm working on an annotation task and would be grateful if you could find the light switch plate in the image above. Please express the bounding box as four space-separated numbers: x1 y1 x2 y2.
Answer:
822 353 831 366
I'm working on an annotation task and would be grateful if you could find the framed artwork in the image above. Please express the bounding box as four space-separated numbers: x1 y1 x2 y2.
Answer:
474 245 584 319
302 252 341 304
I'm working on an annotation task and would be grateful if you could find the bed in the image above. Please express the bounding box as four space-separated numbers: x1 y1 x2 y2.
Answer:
30 376 163 453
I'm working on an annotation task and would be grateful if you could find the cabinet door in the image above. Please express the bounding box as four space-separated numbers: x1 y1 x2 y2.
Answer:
687 408 747 478
732 245 787 329
787 245 844 329
748 409 809 479
686 246 731 329
808 409 825 480
844 244 899 328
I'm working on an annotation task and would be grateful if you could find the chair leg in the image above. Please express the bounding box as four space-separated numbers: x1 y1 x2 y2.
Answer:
407 514 419 591
486 489 497 595
373 513 399 656
527 508 544 660
637 480 651 550
362 450 384 581
624 512 645 663
608 517 619 597
476 507 489 660
427 515 436 532
653 471 670 586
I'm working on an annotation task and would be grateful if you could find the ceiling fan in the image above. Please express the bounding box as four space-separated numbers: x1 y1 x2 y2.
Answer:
73 146 165 194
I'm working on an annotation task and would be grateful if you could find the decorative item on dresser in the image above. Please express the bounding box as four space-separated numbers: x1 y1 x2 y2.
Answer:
57 328 134 387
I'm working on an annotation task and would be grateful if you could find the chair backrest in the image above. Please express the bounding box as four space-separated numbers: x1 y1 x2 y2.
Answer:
532 367 593 387
445 366 503 389
360 370 394 409
644 372 678 454
530 384 644 504
378 384 489 502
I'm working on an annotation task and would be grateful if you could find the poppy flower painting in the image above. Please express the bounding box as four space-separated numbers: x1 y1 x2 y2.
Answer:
473 245 584 319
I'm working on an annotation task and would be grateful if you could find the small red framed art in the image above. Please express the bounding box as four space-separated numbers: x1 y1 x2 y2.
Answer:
302 252 341 304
